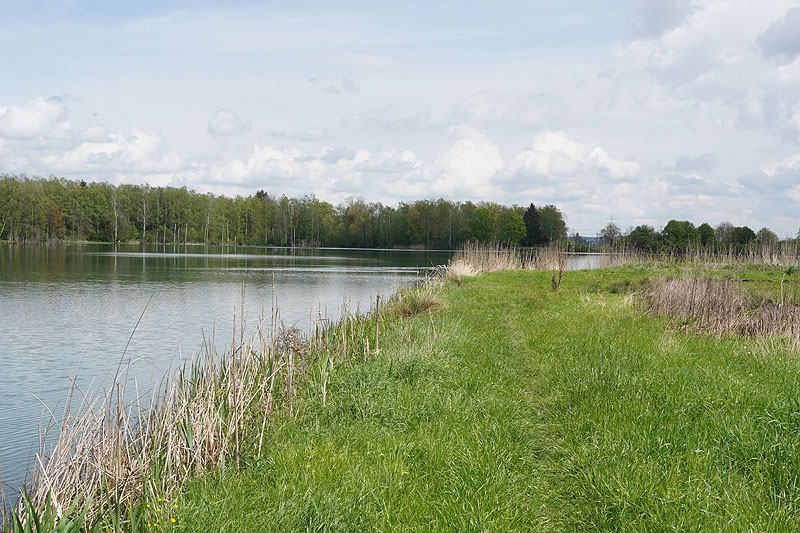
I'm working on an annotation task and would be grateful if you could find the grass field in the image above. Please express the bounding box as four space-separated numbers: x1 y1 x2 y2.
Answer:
158 266 800 531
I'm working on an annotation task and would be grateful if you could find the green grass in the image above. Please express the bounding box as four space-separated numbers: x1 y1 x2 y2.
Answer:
168 267 800 531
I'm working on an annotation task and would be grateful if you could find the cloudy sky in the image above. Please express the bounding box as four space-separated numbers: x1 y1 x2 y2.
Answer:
1 0 799 236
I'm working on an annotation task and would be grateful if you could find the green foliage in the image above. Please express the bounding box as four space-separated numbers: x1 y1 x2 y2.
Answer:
498 211 525 244
470 207 495 242
599 221 621 245
732 225 757 245
535 204 566 244
522 203 544 246
698 222 715 246
627 224 657 251
756 226 779 246
661 219 698 249
7 491 97 533
0 175 542 249
170 268 800 530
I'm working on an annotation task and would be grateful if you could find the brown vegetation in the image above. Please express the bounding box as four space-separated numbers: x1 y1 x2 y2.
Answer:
644 276 800 346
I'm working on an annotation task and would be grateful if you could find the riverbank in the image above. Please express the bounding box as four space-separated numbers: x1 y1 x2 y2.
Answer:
165 265 800 530
6 254 800 530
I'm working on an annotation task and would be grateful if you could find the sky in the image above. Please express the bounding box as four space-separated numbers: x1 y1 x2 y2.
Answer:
1 0 799 236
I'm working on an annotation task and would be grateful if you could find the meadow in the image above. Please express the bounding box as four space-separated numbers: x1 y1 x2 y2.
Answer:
170 260 800 530
7 246 800 531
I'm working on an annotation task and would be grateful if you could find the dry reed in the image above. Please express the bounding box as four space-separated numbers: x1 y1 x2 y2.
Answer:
393 285 444 317
4 288 393 530
644 276 800 347
446 242 535 276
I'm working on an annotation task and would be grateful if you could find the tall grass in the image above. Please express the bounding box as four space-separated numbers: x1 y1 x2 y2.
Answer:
4 304 286 530
644 275 800 347
446 241 800 282
446 242 534 279
2 282 417 531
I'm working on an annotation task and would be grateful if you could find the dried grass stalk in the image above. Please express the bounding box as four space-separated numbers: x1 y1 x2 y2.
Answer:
10 306 317 528
644 276 800 346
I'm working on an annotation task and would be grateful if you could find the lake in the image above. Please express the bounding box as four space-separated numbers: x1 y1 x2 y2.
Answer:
0 243 452 495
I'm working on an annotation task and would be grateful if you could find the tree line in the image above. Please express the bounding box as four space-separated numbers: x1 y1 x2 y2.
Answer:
598 220 794 252
0 175 568 249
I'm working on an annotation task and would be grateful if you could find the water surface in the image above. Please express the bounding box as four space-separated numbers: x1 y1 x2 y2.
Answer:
0 244 451 494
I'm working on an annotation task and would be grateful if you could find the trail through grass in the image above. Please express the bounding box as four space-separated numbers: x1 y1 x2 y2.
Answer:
172 267 800 531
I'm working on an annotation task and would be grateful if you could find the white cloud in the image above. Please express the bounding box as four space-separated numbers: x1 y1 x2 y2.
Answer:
739 153 800 194
0 96 70 140
758 7 800 64
632 0 699 37
79 125 112 143
41 127 185 185
208 109 251 136
618 0 800 141
433 126 504 197
506 131 639 182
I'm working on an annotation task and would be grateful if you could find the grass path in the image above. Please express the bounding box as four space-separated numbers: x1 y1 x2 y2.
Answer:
173 268 800 531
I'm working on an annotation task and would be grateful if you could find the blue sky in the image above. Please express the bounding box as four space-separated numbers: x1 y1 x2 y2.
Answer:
1 0 799 236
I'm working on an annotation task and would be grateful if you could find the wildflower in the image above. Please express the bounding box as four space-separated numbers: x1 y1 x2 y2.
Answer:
174 503 178 509
171 518 177 523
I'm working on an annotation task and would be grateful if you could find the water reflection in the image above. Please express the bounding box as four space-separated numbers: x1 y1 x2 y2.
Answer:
0 244 451 495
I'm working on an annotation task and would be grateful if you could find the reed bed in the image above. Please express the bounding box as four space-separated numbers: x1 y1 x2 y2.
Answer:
446 242 535 279
3 285 409 531
644 276 800 347
446 241 800 282
446 242 637 280
4 305 287 530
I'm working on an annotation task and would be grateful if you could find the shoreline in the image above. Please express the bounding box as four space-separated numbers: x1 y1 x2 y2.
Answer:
5 247 800 529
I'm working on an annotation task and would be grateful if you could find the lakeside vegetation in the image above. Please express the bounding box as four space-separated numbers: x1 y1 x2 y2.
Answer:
2 174 798 254
5 245 800 530
0 175 565 249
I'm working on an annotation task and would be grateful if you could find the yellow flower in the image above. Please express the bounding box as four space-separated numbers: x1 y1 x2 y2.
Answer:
174 503 178 509
171 518 176 523
158 498 162 502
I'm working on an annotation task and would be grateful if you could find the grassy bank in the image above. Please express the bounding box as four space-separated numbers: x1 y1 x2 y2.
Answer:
156 265 800 531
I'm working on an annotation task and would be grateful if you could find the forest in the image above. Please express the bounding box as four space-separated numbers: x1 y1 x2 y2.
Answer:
0 174 793 251
0 174 566 249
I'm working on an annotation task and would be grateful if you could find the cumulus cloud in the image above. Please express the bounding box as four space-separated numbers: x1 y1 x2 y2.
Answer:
506 131 639 183
208 109 251 136
739 154 800 194
0 96 70 140
196 143 425 201
619 0 800 142
632 0 698 37
79 125 112 143
665 173 732 196
39 127 185 185
758 8 800 64
433 126 504 197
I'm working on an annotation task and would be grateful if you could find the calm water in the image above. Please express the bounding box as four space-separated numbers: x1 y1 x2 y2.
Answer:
0 244 451 494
